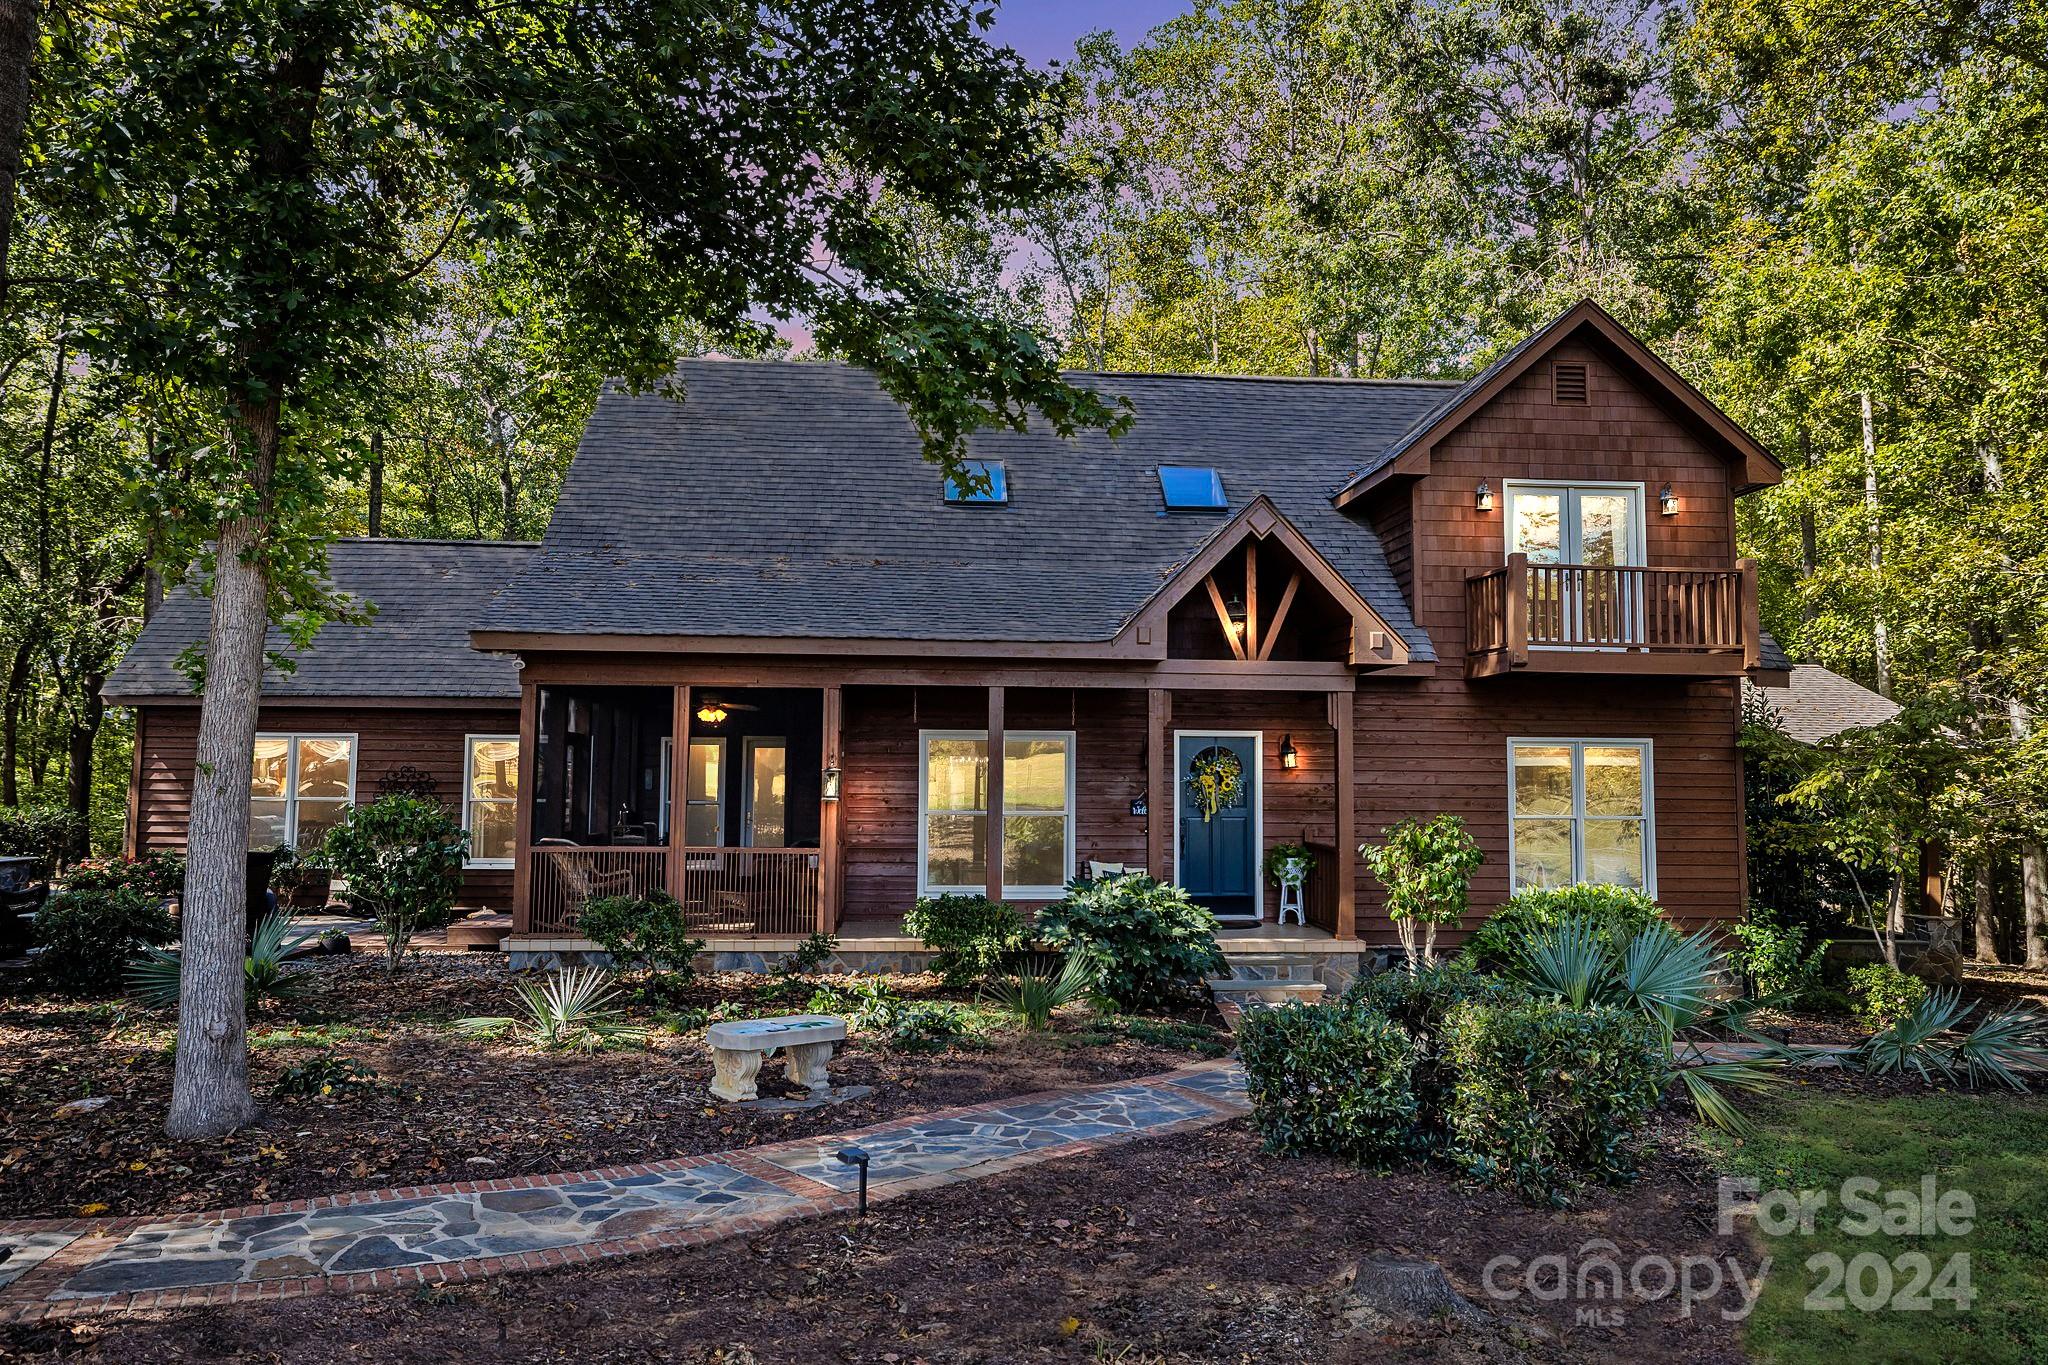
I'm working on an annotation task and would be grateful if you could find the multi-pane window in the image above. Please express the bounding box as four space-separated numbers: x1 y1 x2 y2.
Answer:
1509 740 1653 893
918 730 1074 898
249 734 356 851
465 736 519 867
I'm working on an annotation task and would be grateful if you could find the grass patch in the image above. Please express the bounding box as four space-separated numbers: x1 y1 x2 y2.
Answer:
249 1023 379 1050
1058 1014 1228 1057
1705 1087 2048 1364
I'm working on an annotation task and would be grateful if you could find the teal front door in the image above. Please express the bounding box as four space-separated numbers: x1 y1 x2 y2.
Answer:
1177 733 1259 921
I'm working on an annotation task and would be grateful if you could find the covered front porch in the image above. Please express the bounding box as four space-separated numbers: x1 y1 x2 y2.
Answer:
507 674 1363 951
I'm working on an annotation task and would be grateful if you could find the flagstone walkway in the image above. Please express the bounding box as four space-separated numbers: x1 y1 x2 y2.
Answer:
0 1059 1247 1324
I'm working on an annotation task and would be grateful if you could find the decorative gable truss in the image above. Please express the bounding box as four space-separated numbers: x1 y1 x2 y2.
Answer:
1114 496 1409 668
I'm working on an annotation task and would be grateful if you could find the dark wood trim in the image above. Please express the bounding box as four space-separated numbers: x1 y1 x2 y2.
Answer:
1255 572 1302 662
513 655 1373 692
104 693 522 710
1146 688 1171 878
820 683 843 933
124 707 144 858
1470 650 1754 679
511 681 539 933
667 684 690 903
985 685 1005 903
1204 574 1248 661
1333 300 1783 509
1327 689 1356 941
470 631 1156 661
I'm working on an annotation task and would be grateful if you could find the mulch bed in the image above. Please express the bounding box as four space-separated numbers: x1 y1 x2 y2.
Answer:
0 957 1220 1221
0 1118 1754 1364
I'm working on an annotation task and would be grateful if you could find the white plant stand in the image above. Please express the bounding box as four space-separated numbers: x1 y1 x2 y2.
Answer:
1275 856 1309 927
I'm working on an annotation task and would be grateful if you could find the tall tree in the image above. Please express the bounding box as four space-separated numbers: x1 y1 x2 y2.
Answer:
46 0 1127 1138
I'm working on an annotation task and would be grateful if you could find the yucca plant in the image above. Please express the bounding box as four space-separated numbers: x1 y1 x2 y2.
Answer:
1513 914 1782 1136
127 908 317 1009
984 954 1099 1031
456 965 648 1051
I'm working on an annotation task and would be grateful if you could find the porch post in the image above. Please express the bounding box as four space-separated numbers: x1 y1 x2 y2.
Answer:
1146 688 1171 880
985 685 1004 902
511 679 539 934
819 683 842 933
668 684 690 902
1327 688 1357 941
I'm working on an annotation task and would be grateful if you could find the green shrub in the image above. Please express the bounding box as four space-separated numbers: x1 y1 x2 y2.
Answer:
127 907 316 1010
1361 814 1484 969
1460 885 1663 972
1239 1002 1423 1164
579 891 706 980
887 1000 980 1052
35 886 176 993
274 1055 379 1097
1344 961 1526 1142
1847 962 1928 1028
0 802 87 871
781 931 839 976
1443 997 1668 1205
1036 874 1225 1010
319 794 467 972
1731 908 1832 1005
64 852 185 901
904 893 1024 985
984 954 1097 1030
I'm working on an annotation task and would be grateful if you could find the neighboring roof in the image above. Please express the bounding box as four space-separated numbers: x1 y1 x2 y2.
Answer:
103 539 536 704
475 360 1450 662
1332 299 1783 506
1744 664 1900 744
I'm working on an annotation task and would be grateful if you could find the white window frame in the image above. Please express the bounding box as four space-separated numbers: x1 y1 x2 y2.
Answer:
251 732 358 850
916 728 1077 899
1506 737 1656 896
462 734 519 869
1501 480 1646 565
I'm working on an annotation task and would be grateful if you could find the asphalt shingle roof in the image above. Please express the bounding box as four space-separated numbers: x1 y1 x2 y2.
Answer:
103 539 535 703
475 360 1454 661
1745 663 1900 744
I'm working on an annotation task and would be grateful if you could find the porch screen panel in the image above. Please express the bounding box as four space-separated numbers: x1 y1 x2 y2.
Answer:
922 736 989 891
685 740 723 846
1002 736 1072 894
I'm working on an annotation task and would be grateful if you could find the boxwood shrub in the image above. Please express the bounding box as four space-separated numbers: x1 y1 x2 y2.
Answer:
1442 997 1669 1205
1458 885 1663 972
1343 961 1525 1144
1239 1002 1422 1164
904 893 1025 986
35 886 176 993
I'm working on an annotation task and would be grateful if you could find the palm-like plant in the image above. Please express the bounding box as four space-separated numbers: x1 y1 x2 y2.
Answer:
127 908 317 1009
1828 988 2048 1091
984 954 1099 1031
1514 915 1782 1136
456 966 647 1051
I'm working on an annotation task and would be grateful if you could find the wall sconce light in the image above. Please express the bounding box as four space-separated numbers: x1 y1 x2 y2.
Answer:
1658 483 1679 516
821 764 843 801
695 701 728 724
1279 735 1298 770
1475 479 1494 513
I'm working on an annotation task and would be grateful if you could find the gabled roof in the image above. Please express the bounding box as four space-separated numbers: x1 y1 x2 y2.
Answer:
473 361 1447 662
1113 495 1408 665
104 539 535 704
1332 299 1782 507
1745 664 1899 744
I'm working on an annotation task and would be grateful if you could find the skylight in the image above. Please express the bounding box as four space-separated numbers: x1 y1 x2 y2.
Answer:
1158 465 1227 511
944 459 1008 505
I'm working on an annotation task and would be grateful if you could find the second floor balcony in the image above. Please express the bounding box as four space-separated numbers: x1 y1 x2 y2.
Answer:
1466 553 1761 679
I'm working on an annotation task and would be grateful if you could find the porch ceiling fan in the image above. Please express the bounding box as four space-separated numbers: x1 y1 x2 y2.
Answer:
694 696 759 724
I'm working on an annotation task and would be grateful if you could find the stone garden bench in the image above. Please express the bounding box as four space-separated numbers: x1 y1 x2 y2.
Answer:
706 1014 847 1102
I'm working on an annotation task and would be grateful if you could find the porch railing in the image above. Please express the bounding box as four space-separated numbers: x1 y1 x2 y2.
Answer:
1301 841 1342 936
1467 555 1757 671
526 845 821 938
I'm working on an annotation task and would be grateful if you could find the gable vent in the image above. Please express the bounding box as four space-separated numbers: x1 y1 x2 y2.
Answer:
1551 362 1589 404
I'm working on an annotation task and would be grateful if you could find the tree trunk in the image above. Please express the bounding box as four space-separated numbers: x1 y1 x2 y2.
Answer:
165 399 279 1140
1860 391 1888 698
1 637 30 804
0 0 38 307
62 677 101 860
2025 845 2048 970
1973 863 2002 964
367 429 383 537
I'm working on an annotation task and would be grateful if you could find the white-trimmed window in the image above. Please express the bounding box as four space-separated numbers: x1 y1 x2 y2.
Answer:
917 730 1075 898
1508 739 1654 893
249 733 357 851
464 735 519 868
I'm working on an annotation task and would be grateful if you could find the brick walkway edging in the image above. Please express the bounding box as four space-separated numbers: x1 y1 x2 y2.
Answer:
0 1062 1247 1325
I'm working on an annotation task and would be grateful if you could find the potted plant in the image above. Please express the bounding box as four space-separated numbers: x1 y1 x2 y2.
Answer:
269 845 334 911
1262 841 1311 890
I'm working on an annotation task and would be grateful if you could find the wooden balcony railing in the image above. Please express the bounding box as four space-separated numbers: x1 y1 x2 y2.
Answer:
526 844 822 938
1466 554 1760 678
